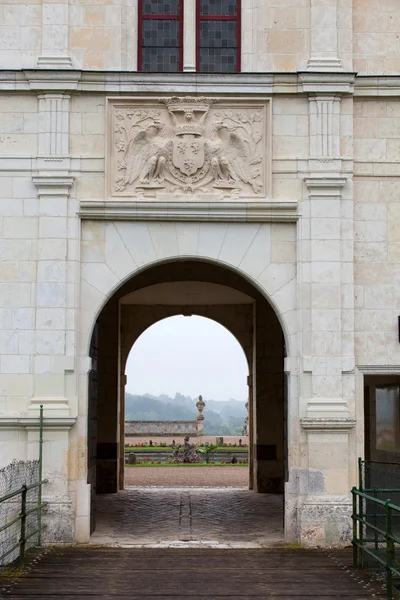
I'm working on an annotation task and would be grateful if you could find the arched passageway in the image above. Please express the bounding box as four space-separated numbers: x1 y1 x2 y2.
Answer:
87 259 287 540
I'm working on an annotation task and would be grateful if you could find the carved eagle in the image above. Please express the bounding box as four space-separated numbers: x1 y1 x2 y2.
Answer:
206 127 260 193
124 126 170 186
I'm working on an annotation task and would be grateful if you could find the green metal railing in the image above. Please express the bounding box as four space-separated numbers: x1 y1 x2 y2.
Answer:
0 405 47 565
352 457 400 599
0 479 48 564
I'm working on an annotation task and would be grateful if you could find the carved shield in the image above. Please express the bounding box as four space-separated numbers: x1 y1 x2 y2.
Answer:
172 136 205 176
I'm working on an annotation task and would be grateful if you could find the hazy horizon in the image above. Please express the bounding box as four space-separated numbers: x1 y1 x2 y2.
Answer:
125 315 249 403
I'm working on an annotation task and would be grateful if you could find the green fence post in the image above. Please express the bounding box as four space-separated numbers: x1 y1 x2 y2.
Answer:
359 494 364 569
358 456 363 492
352 488 358 568
38 404 43 546
373 487 379 554
386 501 394 600
358 457 364 569
20 485 27 563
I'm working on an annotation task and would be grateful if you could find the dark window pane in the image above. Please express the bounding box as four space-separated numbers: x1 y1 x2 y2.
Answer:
141 47 180 71
142 0 179 15
142 19 179 47
199 0 237 16
199 47 237 72
200 20 237 49
376 386 400 453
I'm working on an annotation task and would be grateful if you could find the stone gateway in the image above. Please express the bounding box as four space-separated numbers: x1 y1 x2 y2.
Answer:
0 0 399 548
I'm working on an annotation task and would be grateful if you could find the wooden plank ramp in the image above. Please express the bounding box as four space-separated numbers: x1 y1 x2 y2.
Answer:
0 548 385 599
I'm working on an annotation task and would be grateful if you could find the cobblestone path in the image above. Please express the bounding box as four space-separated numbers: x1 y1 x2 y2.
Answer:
1 547 385 599
90 488 284 547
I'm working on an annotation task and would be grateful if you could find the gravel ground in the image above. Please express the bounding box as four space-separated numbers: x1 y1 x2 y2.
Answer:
124 466 249 487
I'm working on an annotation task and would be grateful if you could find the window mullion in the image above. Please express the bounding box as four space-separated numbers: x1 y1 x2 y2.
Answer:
183 0 196 72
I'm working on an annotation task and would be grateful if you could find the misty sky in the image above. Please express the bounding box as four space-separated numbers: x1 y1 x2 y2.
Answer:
125 315 248 402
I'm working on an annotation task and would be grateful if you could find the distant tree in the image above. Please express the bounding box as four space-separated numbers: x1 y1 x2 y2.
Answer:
124 391 247 434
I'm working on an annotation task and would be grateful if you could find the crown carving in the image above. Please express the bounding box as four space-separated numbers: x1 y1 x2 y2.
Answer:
159 96 217 137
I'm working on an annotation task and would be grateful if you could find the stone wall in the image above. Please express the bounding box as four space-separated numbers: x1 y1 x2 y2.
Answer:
5 0 400 74
125 421 199 437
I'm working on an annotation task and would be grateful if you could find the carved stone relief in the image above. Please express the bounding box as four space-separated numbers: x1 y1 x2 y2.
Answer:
108 97 270 199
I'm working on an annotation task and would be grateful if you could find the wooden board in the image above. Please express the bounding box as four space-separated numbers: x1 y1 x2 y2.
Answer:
0 548 385 599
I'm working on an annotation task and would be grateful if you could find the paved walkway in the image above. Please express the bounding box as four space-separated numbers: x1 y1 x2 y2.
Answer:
2 547 385 599
124 465 249 487
90 487 284 547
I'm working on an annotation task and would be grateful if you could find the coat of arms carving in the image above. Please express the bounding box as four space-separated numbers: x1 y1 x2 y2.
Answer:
110 96 269 198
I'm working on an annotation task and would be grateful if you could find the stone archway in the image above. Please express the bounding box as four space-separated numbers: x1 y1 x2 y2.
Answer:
87 258 287 539
119 285 254 491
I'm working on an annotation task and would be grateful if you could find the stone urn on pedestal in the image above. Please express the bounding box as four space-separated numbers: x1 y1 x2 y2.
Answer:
196 395 205 436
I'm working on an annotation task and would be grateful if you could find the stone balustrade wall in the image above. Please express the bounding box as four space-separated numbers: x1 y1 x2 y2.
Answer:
125 421 199 437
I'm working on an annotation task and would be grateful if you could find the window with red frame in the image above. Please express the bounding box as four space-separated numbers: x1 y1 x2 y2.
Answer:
138 0 183 72
197 0 241 73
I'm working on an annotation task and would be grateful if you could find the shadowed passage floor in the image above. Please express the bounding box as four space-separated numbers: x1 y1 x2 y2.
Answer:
90 487 284 547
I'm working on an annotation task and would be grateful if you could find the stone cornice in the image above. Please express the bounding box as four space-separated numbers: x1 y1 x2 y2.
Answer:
79 200 299 223
301 417 357 432
357 365 400 375
0 70 356 95
2 71 400 97
354 76 400 97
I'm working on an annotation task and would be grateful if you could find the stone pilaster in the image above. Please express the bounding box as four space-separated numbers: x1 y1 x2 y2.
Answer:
30 83 79 540
296 72 356 546
300 176 350 418
307 0 342 71
31 175 75 411
309 96 341 159
37 93 71 171
299 75 355 420
37 0 72 68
